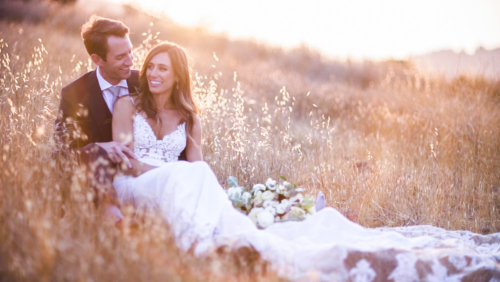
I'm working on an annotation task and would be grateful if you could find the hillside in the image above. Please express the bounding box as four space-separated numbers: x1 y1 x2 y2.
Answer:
413 47 500 79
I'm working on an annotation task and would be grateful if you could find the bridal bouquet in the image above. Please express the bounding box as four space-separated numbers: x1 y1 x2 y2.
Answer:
225 176 316 229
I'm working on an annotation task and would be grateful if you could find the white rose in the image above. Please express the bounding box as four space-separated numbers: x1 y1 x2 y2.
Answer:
276 204 285 215
252 191 264 206
275 202 290 215
241 192 252 205
248 207 264 224
253 198 264 207
283 206 306 221
276 185 286 194
227 187 243 200
252 184 266 193
262 191 277 201
306 206 316 215
265 206 277 216
290 193 304 204
290 206 306 217
283 190 291 198
283 181 293 189
265 178 278 190
263 200 273 208
257 210 275 228
263 200 279 209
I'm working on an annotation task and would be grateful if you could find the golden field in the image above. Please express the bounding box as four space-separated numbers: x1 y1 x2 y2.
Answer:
1 1 499 281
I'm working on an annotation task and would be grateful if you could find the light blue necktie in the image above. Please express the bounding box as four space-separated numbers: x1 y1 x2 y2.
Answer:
108 86 124 113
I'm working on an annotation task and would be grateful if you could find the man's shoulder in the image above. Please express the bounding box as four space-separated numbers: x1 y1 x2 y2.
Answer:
129 69 140 83
61 70 96 97
126 70 140 92
131 69 139 77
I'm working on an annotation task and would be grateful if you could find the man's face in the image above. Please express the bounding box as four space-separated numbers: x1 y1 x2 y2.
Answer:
95 35 133 85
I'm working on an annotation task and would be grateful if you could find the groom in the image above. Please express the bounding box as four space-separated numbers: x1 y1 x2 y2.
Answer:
54 16 138 222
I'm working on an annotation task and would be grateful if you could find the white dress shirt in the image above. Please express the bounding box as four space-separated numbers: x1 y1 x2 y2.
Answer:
96 67 129 113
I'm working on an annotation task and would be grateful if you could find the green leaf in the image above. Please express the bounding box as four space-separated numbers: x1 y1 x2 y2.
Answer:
301 202 315 210
279 175 287 181
300 194 315 209
226 176 239 187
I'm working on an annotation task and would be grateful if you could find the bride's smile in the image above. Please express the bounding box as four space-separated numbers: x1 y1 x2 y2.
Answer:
146 52 177 96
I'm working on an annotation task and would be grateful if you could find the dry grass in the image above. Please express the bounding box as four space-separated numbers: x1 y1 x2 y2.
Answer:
1 2 500 281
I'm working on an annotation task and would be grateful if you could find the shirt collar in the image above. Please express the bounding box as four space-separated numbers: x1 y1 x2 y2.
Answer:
96 67 128 90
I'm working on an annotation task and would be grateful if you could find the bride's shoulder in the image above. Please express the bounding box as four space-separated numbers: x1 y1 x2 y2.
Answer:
193 113 201 121
190 114 202 134
114 95 136 114
192 114 202 126
185 113 201 123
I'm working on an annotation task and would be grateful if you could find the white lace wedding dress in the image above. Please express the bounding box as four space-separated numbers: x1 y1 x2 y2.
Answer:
114 112 500 281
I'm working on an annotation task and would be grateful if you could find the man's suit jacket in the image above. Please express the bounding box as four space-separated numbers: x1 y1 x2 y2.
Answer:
55 69 140 150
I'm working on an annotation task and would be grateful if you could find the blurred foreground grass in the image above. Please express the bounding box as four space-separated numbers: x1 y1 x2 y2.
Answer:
1 1 500 281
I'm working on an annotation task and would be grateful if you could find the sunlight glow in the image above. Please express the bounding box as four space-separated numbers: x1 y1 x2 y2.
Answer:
113 0 500 60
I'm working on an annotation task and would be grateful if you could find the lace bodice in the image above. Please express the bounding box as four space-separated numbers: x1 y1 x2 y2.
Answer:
133 113 186 163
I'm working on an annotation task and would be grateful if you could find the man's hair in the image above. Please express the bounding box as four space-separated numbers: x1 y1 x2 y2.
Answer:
81 15 129 61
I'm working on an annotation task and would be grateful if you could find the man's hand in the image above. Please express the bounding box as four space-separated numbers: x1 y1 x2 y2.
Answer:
96 141 136 168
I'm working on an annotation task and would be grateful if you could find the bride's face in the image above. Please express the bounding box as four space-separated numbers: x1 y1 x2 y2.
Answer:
146 52 177 95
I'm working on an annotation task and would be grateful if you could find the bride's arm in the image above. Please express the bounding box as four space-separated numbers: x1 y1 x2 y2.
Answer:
185 115 203 162
112 96 157 176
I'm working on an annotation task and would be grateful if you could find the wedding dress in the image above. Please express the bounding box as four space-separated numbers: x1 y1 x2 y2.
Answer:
114 112 500 281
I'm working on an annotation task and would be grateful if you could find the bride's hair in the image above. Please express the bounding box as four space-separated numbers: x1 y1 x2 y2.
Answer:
135 41 199 139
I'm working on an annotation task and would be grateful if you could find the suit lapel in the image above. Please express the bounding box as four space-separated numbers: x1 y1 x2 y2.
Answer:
86 70 113 141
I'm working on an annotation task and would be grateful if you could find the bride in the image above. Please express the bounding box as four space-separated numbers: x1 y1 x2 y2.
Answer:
112 42 500 281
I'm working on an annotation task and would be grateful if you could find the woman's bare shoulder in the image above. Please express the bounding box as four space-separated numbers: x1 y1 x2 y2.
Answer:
114 95 135 113
193 114 202 125
191 114 202 133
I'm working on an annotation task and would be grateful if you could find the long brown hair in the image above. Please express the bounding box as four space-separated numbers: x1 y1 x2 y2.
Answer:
135 42 199 138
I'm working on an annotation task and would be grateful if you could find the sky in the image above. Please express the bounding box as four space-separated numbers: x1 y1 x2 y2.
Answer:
114 0 500 61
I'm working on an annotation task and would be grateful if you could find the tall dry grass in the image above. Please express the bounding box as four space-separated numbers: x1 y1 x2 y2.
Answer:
1 2 500 280
0 21 275 282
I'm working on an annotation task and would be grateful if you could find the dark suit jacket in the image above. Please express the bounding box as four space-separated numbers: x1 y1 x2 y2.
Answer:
55 69 140 149
54 69 186 160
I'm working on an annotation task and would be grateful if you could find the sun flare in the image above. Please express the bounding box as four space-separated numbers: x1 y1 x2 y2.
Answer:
113 0 500 60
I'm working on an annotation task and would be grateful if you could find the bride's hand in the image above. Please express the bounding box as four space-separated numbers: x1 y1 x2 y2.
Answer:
96 141 136 168
119 158 157 177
